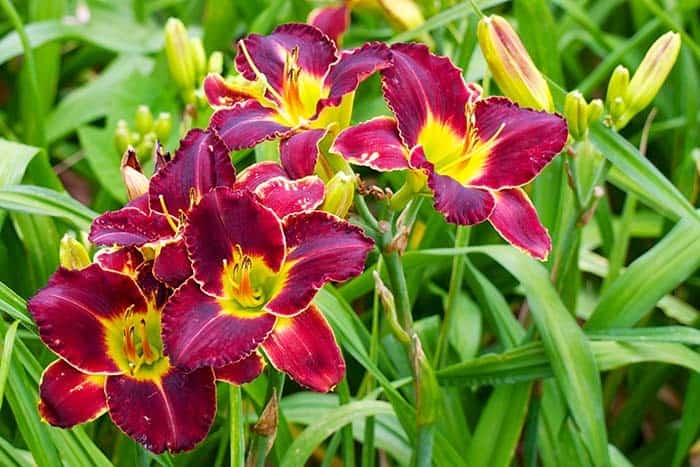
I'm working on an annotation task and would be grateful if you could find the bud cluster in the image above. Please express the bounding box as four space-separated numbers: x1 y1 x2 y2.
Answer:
114 105 172 156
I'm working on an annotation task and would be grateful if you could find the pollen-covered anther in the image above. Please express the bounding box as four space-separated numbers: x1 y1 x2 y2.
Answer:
227 245 265 308
138 319 157 363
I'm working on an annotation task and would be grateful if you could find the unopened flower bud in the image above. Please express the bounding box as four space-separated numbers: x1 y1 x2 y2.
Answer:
606 65 629 110
321 172 355 217
165 18 196 92
153 112 172 141
208 51 224 75
377 0 425 32
477 15 553 111
587 98 604 123
135 105 153 135
114 119 131 154
121 147 149 200
609 96 626 121
373 271 410 344
189 36 207 81
565 91 605 141
59 234 90 270
137 133 156 158
411 335 440 427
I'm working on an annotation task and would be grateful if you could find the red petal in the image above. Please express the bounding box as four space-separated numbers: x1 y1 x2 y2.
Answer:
232 161 288 192
255 176 325 218
106 367 216 454
280 129 326 179
412 146 495 225
467 97 568 189
331 116 410 171
308 5 350 46
185 188 285 296
28 264 147 374
266 211 373 317
215 352 265 385
203 74 256 107
488 188 551 260
162 279 276 369
316 42 391 116
382 43 476 147
153 240 192 288
235 23 337 97
262 305 344 392
89 207 175 247
94 247 144 275
149 129 235 216
210 100 293 151
125 193 149 212
38 359 107 428
135 261 171 309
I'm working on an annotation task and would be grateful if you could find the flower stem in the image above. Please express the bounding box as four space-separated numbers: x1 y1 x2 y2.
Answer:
433 226 471 368
337 378 356 467
229 385 245 467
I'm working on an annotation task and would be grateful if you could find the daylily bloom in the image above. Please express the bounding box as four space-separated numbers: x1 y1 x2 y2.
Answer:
204 23 391 179
332 44 568 260
161 188 373 392
30 256 263 453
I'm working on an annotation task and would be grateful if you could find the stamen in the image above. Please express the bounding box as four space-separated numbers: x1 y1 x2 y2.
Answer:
239 40 284 104
139 319 156 363
124 326 137 363
158 195 180 233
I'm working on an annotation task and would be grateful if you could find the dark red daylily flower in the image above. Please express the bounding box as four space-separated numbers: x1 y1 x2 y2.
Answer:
161 188 372 392
30 259 260 453
308 4 350 46
204 23 391 178
331 43 568 260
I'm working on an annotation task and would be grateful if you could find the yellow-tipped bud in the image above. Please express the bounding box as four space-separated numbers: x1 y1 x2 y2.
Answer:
477 15 554 111
120 147 149 200
114 119 131 154
565 91 605 141
378 0 425 31
153 112 173 141
208 51 224 75
134 105 153 135
605 65 630 110
59 234 90 270
321 172 356 218
165 18 196 92
189 36 207 81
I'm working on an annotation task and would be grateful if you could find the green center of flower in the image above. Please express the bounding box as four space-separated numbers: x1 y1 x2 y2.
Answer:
222 245 279 312
107 307 168 379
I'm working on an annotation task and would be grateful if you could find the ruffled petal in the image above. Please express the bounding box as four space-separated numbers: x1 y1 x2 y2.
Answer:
411 147 495 225
153 240 192 288
331 116 410 171
266 211 373 317
262 305 344 392
215 351 265 385
307 5 350 46
235 23 337 97
488 188 551 260
38 359 107 428
94 247 144 276
464 97 568 189
105 366 216 454
203 73 258 107
89 208 175 247
316 42 392 115
255 176 325 218
184 188 285 296
149 129 235 216
162 279 276 369
279 129 326 179
28 264 147 374
382 43 476 148
210 100 293 151
232 161 288 192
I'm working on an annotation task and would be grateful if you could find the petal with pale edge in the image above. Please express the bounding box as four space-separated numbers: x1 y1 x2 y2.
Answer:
95 247 144 275
106 367 216 454
331 117 410 171
262 305 344 392
382 43 475 147
467 97 568 189
38 359 107 428
149 129 235 216
308 5 349 46
89 208 174 247
411 147 495 225
266 211 373 317
316 42 391 115
136 261 171 309
235 23 337 96
153 240 192 288
162 279 276 369
203 74 257 107
488 188 551 260
210 100 293 151
255 176 325 218
28 264 147 374
232 161 287 192
215 352 265 385
185 188 285 296
280 129 326 179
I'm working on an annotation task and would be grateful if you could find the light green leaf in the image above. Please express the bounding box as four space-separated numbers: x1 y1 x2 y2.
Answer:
0 185 97 230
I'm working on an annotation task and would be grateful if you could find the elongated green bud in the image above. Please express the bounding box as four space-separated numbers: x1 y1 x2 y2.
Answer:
565 91 605 140
165 18 196 92
153 112 173 141
605 65 629 111
208 51 224 75
321 172 355 218
114 119 131 154
189 36 207 81
59 234 90 270
477 15 553 111
135 105 153 135
412 335 440 427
